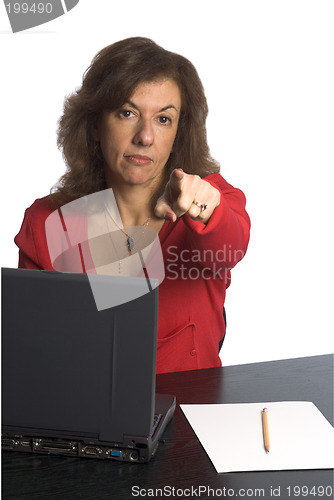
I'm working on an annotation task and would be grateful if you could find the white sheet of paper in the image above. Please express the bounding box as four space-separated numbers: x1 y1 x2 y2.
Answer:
180 401 334 473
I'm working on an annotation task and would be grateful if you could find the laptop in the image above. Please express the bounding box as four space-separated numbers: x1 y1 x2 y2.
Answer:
1 267 176 462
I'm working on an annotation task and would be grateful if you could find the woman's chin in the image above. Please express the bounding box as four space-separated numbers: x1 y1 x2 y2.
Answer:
120 170 163 188
105 164 165 189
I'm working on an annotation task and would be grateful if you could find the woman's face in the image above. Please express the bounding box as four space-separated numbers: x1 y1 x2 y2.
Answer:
95 78 182 189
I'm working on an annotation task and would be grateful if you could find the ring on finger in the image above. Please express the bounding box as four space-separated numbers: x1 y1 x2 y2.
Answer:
192 200 208 213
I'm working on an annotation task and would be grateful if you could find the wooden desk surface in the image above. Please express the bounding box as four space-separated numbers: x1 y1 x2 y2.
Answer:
2 355 333 499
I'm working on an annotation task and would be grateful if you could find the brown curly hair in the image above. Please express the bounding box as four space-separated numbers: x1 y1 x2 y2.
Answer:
54 37 219 205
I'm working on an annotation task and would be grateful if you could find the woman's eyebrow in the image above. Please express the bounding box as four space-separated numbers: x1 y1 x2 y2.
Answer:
159 104 179 113
126 100 179 113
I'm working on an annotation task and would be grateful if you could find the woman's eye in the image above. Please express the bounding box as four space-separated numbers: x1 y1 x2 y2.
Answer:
158 116 171 125
120 109 134 118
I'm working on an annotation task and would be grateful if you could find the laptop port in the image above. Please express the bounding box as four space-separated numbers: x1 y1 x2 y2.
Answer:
106 448 123 458
34 439 77 453
2 438 16 448
20 440 31 447
129 450 139 461
82 446 103 456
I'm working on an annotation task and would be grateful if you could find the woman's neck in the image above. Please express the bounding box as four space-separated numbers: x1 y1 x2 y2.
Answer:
108 183 159 228
105 171 166 228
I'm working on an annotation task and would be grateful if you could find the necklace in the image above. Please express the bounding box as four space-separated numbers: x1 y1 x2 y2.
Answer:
104 203 151 254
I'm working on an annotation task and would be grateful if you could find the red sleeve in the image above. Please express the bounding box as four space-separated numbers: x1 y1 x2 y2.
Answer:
14 198 54 270
182 173 251 269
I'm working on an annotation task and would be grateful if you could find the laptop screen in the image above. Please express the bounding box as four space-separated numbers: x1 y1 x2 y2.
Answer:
2 268 159 443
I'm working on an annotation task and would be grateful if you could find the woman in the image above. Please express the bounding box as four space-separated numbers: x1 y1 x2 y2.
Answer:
15 37 250 373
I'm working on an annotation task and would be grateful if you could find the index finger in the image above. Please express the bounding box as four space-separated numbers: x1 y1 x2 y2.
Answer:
169 168 185 187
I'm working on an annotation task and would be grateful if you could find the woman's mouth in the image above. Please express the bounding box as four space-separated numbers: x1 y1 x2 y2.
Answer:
124 154 153 166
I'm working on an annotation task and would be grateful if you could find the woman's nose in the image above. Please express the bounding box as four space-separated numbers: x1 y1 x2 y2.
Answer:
133 119 154 146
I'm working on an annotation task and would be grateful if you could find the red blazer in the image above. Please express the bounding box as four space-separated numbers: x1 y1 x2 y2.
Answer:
14 173 250 373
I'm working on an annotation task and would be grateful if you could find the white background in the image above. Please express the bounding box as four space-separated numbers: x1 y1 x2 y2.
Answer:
1 0 333 366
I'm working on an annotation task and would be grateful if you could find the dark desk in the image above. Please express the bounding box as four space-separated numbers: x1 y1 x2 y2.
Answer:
2 355 333 499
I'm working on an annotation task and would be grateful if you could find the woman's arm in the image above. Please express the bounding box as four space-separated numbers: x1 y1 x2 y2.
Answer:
14 198 54 270
155 170 250 270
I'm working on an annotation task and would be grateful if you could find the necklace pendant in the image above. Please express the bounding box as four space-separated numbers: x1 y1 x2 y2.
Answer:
126 236 134 252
